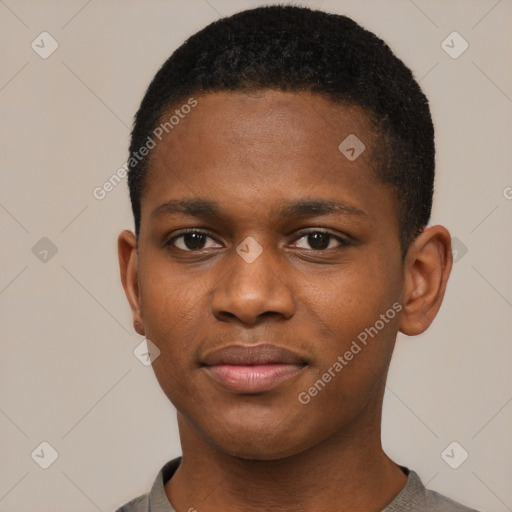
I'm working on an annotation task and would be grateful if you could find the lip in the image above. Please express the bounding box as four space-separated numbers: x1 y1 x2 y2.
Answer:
202 344 307 393
203 344 305 366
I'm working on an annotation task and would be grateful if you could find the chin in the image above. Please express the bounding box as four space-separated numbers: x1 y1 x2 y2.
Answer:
204 419 317 461
217 439 305 461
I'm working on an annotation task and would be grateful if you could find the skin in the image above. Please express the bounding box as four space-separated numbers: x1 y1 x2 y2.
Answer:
118 90 452 512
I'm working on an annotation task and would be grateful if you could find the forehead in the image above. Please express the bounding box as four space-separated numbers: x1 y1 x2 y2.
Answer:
145 89 378 186
140 89 395 232
158 90 374 153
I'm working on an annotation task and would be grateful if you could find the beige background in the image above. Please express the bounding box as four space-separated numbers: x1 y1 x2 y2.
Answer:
1 0 511 511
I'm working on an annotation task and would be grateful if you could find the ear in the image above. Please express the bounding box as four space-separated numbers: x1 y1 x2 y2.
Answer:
118 230 145 336
399 225 453 336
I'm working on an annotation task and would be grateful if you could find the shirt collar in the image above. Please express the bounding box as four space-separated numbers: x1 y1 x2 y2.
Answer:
148 458 425 512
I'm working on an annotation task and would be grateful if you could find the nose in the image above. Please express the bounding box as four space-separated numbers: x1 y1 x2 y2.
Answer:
210 240 295 325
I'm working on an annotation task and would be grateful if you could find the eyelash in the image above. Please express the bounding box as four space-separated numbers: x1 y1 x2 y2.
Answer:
165 228 352 252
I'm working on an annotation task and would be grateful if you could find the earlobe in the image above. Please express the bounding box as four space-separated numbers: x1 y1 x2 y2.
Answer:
118 230 145 336
399 226 453 336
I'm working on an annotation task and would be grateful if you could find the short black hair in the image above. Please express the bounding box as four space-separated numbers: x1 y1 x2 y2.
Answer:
128 4 434 255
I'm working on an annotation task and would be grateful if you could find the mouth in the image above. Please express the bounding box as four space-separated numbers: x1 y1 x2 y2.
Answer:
201 344 308 393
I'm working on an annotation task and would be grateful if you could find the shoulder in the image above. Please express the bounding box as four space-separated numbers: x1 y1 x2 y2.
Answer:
424 487 482 512
113 457 182 512
384 467 482 512
114 493 149 512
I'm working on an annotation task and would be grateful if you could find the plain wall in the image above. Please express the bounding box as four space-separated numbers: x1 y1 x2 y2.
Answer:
1 0 511 511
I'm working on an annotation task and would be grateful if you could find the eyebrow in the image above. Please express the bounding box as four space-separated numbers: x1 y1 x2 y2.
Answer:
150 197 368 221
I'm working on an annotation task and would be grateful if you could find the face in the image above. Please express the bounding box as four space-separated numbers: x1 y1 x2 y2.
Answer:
123 90 407 459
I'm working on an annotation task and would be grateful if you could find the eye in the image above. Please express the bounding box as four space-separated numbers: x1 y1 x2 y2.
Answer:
166 230 222 252
292 230 350 251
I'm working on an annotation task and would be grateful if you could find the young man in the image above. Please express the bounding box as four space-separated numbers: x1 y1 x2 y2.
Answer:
116 5 480 512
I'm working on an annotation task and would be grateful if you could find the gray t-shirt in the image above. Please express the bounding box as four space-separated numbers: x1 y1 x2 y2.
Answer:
115 457 481 512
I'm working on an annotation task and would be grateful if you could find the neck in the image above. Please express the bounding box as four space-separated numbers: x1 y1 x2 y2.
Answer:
166 395 407 512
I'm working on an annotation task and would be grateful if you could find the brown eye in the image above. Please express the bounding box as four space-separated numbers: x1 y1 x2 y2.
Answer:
293 231 349 250
167 231 221 251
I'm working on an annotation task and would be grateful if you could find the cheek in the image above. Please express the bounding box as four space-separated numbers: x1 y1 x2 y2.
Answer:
138 263 208 367
300 262 401 383
296 298 397 430
140 270 209 412
304 260 400 334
